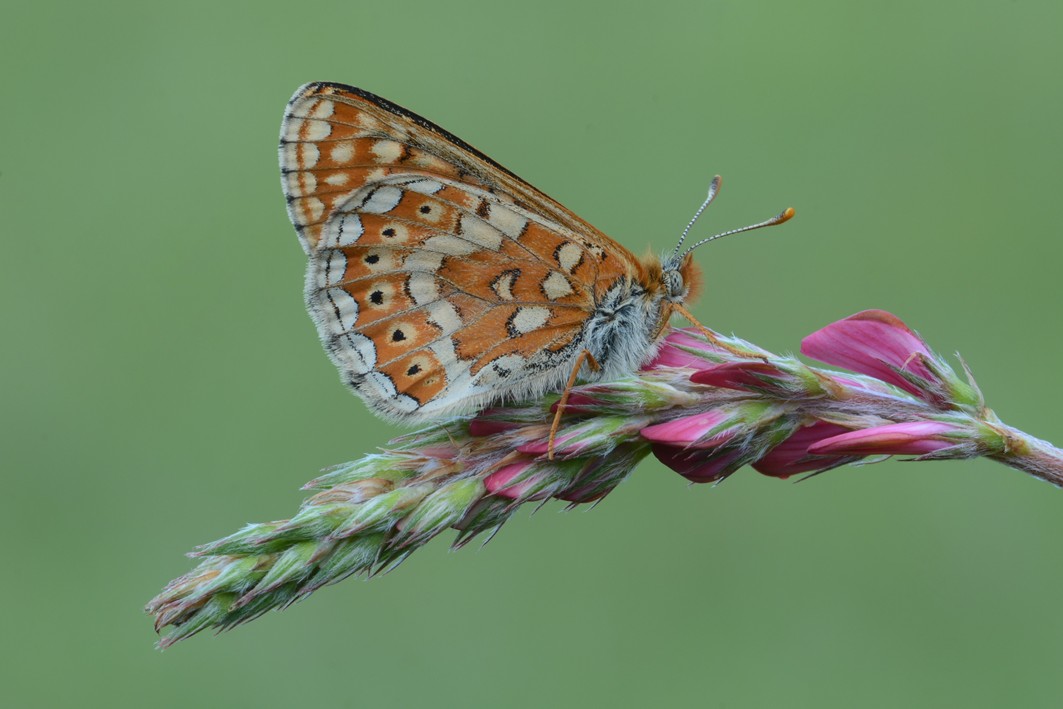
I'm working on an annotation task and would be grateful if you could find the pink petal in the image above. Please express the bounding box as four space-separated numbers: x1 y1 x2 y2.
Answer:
468 418 522 437
549 392 601 413
641 410 737 447
652 444 744 483
801 310 935 397
646 329 719 370
808 421 961 456
752 421 852 478
484 462 543 500
690 361 787 391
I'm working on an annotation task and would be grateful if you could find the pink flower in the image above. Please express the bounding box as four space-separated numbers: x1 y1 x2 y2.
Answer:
484 462 546 500
752 422 854 478
690 361 790 392
548 391 604 414
469 410 523 436
642 407 760 482
651 444 745 483
517 431 587 456
801 310 937 398
647 329 718 370
808 421 962 456
641 409 740 448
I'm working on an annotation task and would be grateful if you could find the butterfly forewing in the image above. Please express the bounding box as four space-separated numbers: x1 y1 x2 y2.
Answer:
280 82 646 420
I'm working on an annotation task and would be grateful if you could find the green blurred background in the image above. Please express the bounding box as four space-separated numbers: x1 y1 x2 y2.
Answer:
4 1 1063 706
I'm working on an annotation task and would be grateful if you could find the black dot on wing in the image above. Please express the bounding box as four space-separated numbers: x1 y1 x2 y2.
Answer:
370 290 384 305
392 329 406 342
365 254 380 264
406 364 421 376
382 228 396 237
419 205 431 214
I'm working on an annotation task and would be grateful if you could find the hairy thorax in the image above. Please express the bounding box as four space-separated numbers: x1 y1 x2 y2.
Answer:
581 252 702 379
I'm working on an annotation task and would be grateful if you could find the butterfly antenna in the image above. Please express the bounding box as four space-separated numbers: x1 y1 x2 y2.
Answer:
680 205 795 259
671 175 723 263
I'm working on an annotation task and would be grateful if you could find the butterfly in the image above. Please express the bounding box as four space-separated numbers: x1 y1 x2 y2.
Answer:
279 82 792 441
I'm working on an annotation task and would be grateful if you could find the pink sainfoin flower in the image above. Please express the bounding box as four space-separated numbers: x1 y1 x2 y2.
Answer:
808 421 968 457
751 421 855 478
647 328 724 369
800 310 980 407
644 315 989 481
151 311 1063 646
801 310 934 395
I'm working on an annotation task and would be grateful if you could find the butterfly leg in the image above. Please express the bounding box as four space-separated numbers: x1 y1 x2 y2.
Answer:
548 349 601 460
671 303 767 360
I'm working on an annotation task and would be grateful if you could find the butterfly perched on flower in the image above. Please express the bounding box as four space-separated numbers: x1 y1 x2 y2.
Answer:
279 82 792 427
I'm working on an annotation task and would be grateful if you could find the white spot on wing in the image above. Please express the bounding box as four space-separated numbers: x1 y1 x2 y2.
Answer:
478 353 528 385
459 215 503 250
323 213 363 247
510 306 550 335
321 250 347 287
491 270 518 301
407 273 439 305
292 197 325 225
488 206 527 238
556 242 583 273
427 302 462 333
370 140 404 163
410 152 450 171
404 179 444 195
300 142 319 169
424 234 477 256
285 171 316 196
308 99 334 119
285 118 332 141
283 118 305 142
281 142 319 170
324 172 349 187
329 142 354 163
430 339 459 367
403 250 444 272
363 371 398 399
281 143 299 169
334 333 375 374
324 287 358 333
361 186 403 213
541 271 573 300
355 113 384 133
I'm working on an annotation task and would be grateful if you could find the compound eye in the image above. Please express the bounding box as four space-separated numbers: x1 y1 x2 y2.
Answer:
666 271 684 299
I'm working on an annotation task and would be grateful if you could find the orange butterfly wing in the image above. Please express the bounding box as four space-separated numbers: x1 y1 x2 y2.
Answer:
280 82 647 420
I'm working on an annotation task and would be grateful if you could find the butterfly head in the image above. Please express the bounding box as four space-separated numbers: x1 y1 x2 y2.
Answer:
637 252 703 345
659 253 703 305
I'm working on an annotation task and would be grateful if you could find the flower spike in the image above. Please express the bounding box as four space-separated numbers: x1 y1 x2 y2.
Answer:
148 311 1063 646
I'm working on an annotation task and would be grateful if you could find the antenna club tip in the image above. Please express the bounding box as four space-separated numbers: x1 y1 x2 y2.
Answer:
779 207 796 223
706 175 723 198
